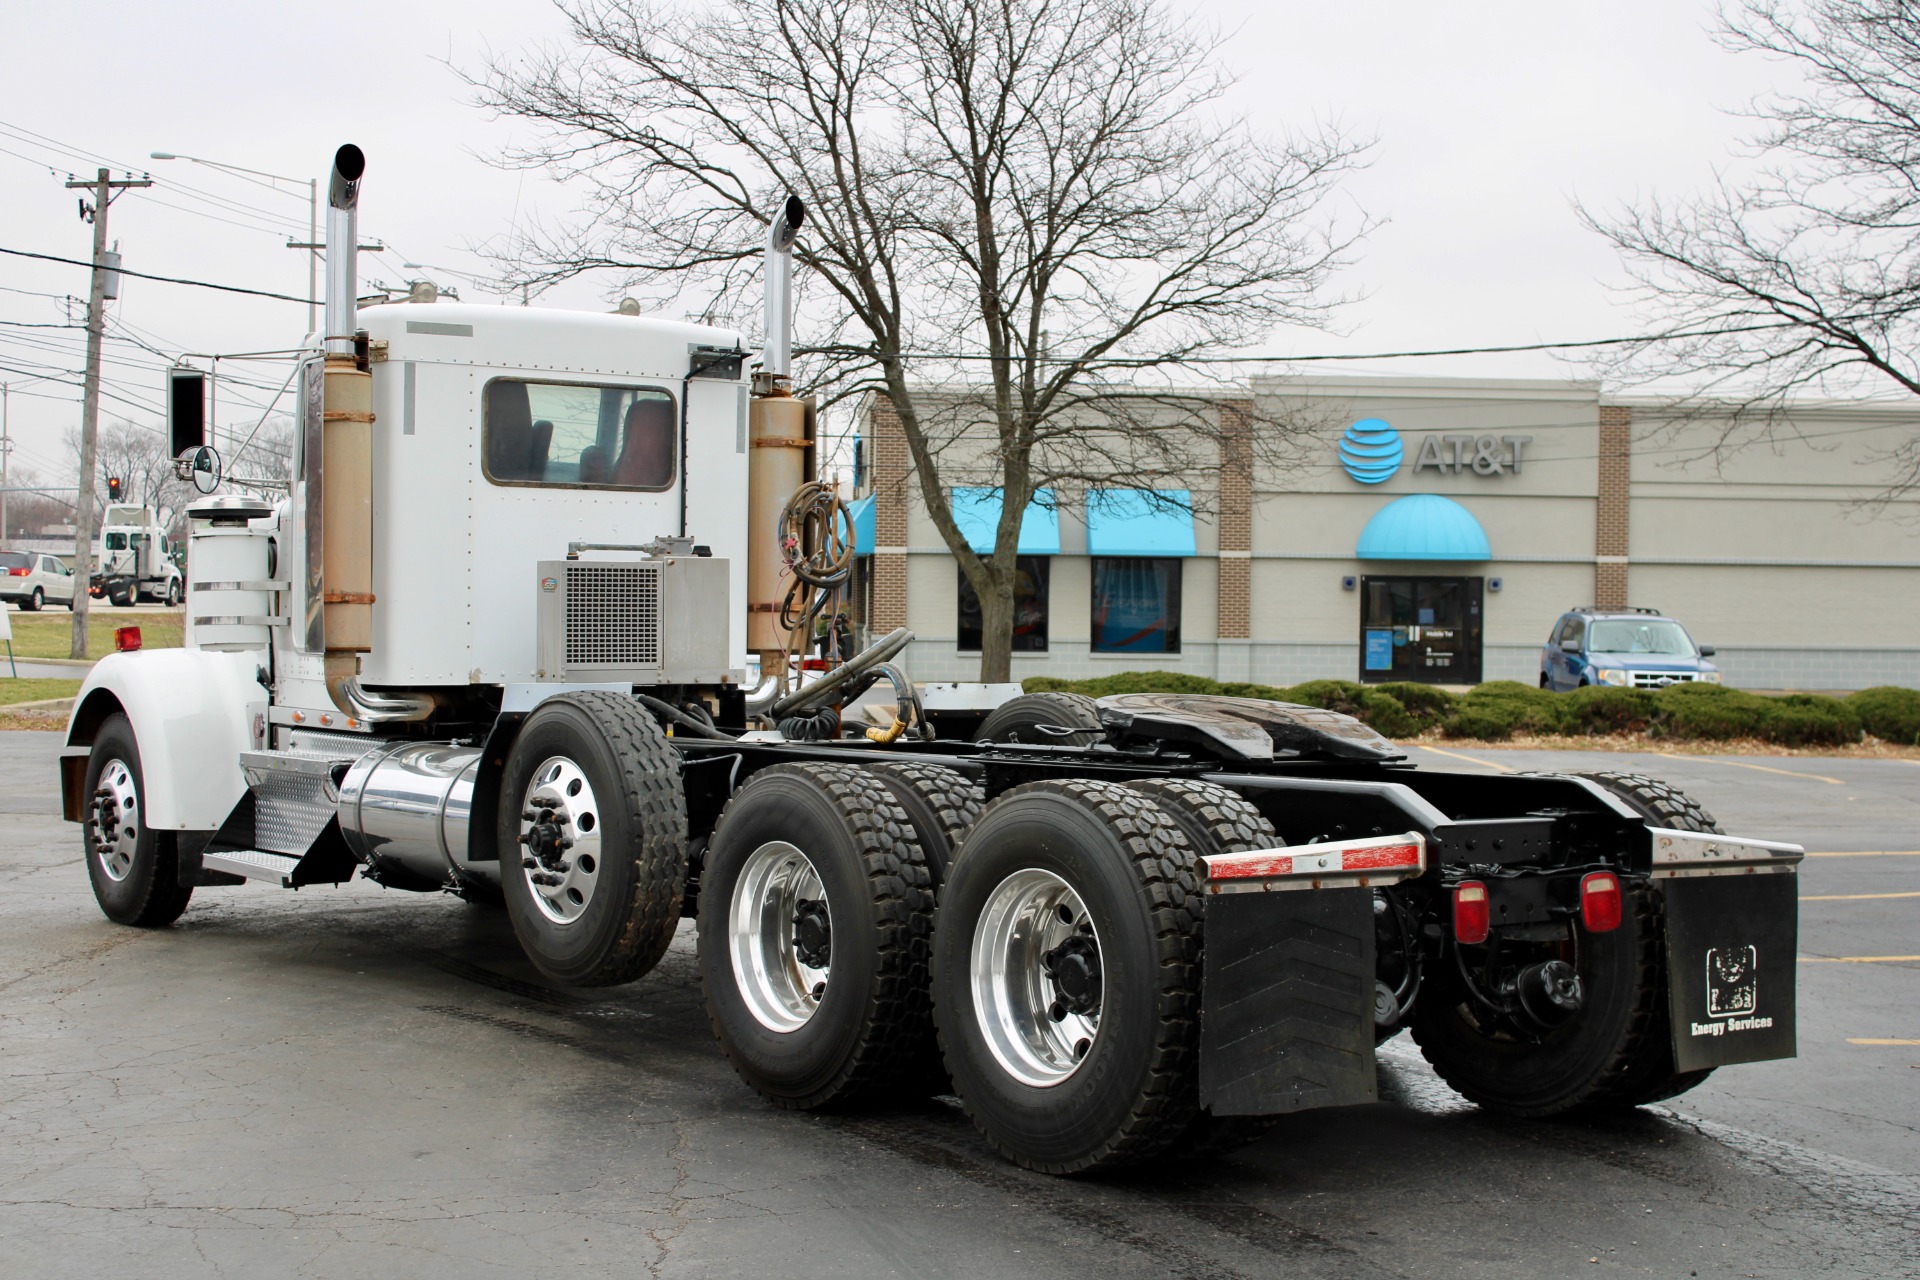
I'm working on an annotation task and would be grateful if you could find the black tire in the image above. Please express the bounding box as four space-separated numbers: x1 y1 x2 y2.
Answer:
1126 778 1283 1161
25 587 42 612
82 713 192 927
865 761 983 894
109 584 133 607
65 593 76 611
1571 771 1721 1107
933 779 1204 1174
976 692 1103 747
1410 771 1720 1115
496 691 688 987
165 578 182 607
698 763 935 1109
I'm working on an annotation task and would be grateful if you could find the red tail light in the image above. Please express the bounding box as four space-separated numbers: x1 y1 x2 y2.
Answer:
114 626 142 653
6 567 28 576
1453 880 1490 945
1581 871 1623 933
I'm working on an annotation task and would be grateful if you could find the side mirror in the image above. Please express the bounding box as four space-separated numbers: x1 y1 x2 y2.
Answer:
1698 645 1716 657
1559 638 1581 654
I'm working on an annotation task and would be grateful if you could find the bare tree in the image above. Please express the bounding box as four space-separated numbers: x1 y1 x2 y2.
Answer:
1583 0 1920 502
471 0 1367 677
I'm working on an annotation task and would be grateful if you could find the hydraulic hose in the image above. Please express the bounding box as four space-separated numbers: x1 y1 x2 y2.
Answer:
633 692 735 740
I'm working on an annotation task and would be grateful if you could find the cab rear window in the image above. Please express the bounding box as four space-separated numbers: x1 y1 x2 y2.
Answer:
482 378 677 491
0 552 29 569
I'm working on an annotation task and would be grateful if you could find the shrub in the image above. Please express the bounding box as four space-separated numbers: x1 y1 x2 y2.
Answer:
1654 683 1772 740
1848 686 1920 745
1563 685 1658 735
1759 693 1862 747
1371 681 1460 730
1022 671 1223 697
1445 707 1518 741
1280 679 1372 717
1443 681 1574 738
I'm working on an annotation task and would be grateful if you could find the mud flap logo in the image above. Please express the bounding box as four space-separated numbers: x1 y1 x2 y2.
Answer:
1691 944 1772 1038
1707 945 1758 1018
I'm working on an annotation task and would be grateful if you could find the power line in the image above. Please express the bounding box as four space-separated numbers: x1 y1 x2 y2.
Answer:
0 246 313 305
798 320 1817 368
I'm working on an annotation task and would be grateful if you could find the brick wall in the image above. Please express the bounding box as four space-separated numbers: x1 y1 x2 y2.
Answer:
1595 404 1631 608
869 395 910 630
1217 400 1252 639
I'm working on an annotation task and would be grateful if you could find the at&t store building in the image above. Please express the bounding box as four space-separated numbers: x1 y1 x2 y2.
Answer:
852 375 1920 690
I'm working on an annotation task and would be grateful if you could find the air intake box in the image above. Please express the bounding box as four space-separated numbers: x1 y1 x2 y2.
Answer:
535 556 734 685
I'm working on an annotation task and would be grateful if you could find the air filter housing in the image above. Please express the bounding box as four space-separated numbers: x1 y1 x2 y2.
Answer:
534 555 734 685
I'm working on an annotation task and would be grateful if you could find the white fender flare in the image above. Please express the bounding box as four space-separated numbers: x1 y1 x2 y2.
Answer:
64 648 264 831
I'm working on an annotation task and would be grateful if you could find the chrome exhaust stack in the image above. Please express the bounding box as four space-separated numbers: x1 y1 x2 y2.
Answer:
761 194 803 381
747 195 812 685
323 145 365 357
311 144 405 719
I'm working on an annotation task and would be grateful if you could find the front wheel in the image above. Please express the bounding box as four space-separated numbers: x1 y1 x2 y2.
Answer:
164 578 182 607
933 779 1204 1174
496 691 688 987
83 713 193 927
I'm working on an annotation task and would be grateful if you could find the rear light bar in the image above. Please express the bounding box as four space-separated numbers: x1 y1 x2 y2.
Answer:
6 567 28 576
1580 870 1623 932
1646 828 1805 880
1453 880 1490 945
1203 832 1426 895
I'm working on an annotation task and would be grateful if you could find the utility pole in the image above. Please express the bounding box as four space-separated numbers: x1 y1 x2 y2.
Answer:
64 168 150 660
1 383 10 545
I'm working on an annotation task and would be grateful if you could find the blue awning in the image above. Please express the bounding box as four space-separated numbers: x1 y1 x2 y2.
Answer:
1356 493 1491 561
1086 489 1196 557
951 487 1061 555
849 492 876 555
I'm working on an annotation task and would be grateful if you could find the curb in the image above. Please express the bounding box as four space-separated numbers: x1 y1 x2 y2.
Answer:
0 697 75 713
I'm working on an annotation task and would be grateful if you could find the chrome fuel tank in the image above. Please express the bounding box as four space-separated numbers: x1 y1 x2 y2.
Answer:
336 742 494 888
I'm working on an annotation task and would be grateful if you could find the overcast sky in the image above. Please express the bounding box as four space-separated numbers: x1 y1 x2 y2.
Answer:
0 0 1795 482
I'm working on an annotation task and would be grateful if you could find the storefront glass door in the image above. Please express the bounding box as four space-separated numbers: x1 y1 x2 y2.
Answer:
1359 576 1483 684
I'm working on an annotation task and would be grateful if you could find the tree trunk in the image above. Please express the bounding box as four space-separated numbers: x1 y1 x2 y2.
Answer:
975 564 1016 683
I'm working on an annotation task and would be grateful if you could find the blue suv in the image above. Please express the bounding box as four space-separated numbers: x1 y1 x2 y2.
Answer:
1540 607 1721 691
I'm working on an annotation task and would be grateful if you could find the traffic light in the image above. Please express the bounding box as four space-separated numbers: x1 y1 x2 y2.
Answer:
106 476 123 502
167 366 206 458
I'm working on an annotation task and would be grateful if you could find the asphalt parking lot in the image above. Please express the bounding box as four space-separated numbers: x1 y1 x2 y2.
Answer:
1 732 1914 1279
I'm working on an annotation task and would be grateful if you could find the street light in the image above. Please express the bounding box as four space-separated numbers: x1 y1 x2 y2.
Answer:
150 151 320 339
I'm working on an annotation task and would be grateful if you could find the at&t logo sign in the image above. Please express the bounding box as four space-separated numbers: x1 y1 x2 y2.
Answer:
1337 418 1402 485
1339 418 1533 484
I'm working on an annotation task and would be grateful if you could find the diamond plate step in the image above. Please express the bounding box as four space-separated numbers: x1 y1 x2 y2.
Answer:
202 849 302 887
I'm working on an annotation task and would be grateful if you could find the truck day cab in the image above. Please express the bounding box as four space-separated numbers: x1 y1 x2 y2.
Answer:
60 147 1805 1174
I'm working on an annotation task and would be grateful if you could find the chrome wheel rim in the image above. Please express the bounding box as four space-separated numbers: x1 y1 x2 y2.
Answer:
972 869 1102 1087
517 756 603 925
89 759 140 882
730 840 831 1032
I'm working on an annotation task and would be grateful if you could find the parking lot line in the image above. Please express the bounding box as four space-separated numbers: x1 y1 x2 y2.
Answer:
1412 745 1515 773
1655 754 1845 785
1847 1039 1920 1046
1806 851 1920 858
1801 891 1920 901
1799 955 1920 963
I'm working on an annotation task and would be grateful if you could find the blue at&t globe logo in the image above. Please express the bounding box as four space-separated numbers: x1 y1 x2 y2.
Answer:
1338 418 1403 484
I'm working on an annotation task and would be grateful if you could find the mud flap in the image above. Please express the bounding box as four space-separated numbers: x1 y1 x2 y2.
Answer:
1200 887 1378 1115
1661 874 1798 1071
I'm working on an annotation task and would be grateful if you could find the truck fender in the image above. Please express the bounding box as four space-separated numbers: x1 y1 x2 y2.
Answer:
64 649 265 831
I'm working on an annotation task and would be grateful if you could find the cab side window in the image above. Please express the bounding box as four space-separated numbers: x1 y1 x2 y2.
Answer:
1563 617 1586 649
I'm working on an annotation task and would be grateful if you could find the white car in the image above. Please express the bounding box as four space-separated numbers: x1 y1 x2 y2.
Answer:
0 550 78 611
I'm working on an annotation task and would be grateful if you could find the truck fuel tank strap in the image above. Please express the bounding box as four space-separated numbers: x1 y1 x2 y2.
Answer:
1648 827 1805 880
1204 832 1426 894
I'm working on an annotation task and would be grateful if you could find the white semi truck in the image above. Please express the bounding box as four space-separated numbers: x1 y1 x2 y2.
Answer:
61 146 1806 1175
92 502 185 606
